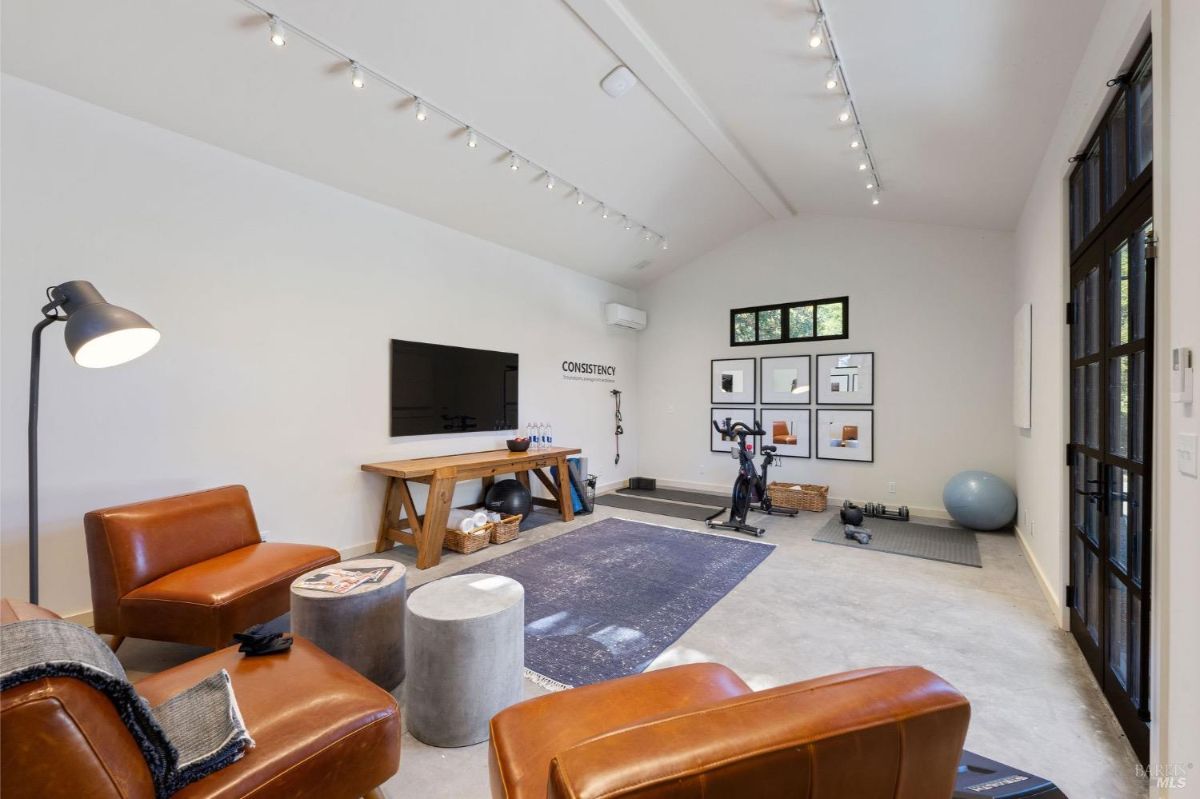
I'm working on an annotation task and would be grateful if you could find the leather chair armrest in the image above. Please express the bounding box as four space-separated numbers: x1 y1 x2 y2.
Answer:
547 666 970 799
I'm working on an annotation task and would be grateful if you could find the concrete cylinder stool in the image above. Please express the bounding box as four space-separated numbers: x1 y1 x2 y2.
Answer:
290 558 406 690
405 573 524 747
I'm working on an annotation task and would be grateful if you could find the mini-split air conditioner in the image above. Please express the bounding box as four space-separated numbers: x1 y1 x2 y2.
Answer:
605 303 647 331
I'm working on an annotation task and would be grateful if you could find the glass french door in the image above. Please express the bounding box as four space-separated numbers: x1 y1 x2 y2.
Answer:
1066 40 1153 764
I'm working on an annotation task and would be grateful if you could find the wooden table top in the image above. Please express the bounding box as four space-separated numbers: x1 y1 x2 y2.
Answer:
362 446 581 479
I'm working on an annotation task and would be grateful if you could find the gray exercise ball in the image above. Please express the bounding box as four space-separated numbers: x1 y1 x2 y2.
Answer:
943 471 1016 531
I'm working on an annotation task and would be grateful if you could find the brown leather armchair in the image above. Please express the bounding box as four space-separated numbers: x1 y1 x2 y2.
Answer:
0 598 400 799
84 485 340 650
489 663 970 799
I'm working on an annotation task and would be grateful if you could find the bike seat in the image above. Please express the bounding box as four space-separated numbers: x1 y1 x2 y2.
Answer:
761 445 778 453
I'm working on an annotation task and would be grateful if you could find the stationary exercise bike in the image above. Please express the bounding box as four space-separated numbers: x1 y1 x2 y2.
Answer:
706 417 797 537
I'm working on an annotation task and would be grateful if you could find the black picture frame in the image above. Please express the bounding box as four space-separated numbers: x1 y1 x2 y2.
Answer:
759 355 812 405
815 408 875 463
710 407 759 454
710 358 756 405
759 407 812 459
815 352 875 405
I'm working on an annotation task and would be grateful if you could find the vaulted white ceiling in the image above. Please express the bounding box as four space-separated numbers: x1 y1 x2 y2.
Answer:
2 0 1103 288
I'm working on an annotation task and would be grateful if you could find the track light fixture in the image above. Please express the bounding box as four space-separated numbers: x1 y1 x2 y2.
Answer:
858 161 869 171
240 0 666 248
808 14 824 48
865 181 875 190
660 238 669 251
849 136 861 149
838 102 852 123
825 65 840 91
268 16 286 47
872 193 881 206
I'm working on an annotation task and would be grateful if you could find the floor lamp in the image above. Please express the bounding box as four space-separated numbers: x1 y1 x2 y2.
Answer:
28 280 160 604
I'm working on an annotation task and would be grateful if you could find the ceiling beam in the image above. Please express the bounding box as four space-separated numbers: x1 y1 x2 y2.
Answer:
562 0 793 220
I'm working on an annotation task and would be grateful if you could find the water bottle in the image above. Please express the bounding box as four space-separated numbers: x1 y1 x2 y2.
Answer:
546 423 553 450
535 422 544 449
524 422 532 442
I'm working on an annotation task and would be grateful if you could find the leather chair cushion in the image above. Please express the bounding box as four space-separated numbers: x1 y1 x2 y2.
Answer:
120 543 339 647
136 638 401 799
489 663 751 799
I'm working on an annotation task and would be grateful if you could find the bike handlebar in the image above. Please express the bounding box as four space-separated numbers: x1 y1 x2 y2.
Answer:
712 418 766 438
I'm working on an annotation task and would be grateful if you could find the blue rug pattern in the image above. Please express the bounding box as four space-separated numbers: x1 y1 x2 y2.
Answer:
461 517 774 689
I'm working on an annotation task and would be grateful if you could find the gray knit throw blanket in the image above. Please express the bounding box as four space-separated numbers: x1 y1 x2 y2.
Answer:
0 619 254 798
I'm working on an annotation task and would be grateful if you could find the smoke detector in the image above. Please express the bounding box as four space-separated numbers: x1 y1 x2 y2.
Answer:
601 65 638 98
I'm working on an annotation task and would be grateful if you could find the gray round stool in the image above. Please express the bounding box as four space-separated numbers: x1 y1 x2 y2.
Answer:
405 573 524 747
290 558 406 690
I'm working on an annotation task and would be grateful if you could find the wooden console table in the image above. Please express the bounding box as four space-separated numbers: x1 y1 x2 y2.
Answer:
362 446 582 569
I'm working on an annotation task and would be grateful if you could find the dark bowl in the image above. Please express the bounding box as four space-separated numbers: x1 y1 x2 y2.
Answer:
506 439 531 452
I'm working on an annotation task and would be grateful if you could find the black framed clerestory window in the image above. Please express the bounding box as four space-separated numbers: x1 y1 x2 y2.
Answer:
730 296 849 347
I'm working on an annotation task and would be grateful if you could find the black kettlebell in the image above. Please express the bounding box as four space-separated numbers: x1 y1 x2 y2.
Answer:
840 506 864 526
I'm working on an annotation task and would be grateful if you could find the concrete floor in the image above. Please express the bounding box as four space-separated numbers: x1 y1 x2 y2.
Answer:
119 504 1146 799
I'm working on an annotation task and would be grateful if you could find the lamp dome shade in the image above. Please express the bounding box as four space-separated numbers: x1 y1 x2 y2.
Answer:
53 281 160 368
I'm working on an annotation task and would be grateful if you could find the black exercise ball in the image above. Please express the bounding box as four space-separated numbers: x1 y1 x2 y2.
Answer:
485 479 532 519
840 506 864 526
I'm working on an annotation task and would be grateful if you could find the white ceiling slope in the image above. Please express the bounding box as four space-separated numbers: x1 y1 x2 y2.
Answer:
2 0 1104 288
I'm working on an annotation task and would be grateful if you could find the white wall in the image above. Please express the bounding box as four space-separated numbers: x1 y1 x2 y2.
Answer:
1162 0 1200 785
635 214 1015 515
0 76 640 617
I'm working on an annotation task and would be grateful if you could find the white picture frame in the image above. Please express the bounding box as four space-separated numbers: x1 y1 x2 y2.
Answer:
816 409 874 463
1013 304 1032 429
711 407 758 454
759 408 811 458
760 356 811 404
816 352 874 405
711 358 756 404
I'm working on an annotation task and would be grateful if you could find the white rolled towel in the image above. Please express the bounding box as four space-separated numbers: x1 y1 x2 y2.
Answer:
472 511 489 527
447 509 487 532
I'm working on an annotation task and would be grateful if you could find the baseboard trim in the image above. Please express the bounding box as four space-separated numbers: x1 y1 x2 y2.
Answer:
645 477 952 520
1013 525 1067 629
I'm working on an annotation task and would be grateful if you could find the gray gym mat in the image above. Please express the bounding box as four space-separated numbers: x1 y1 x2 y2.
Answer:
594 492 725 522
617 487 732 506
814 515 982 568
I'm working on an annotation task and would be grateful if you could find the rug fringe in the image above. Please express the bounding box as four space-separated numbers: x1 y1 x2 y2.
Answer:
524 668 573 693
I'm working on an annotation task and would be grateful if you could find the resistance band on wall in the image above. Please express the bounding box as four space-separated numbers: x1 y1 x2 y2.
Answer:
611 389 624 465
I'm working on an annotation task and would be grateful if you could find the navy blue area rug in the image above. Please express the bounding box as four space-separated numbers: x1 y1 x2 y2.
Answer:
460 517 774 690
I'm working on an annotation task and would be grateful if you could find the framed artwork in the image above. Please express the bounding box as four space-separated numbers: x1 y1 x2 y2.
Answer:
760 355 811 404
759 408 811 458
711 358 756 404
1013 304 1032 428
711 407 758 454
816 352 874 405
816 409 874 463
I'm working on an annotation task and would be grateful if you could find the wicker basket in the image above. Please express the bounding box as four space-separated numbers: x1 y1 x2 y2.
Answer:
443 523 492 554
489 514 522 544
767 482 829 513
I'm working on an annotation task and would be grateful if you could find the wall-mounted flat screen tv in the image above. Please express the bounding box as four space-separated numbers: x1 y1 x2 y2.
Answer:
390 339 518 436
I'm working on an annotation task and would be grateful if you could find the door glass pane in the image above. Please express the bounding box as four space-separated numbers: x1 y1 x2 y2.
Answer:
815 302 844 337
1072 536 1085 617
1128 471 1145 583
757 309 782 341
1084 457 1101 544
1132 56 1152 176
1087 549 1101 643
1085 268 1100 355
1106 94 1128 208
1109 575 1129 688
1085 140 1102 234
1129 593 1143 707
1109 355 1130 458
1072 367 1084 443
1072 452 1086 533
1109 466 1131 572
788 305 814 339
1131 351 1145 462
1109 240 1131 346
733 312 755 343
1130 220 1151 343
1071 281 1085 358
1085 362 1100 450
1070 168 1085 250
